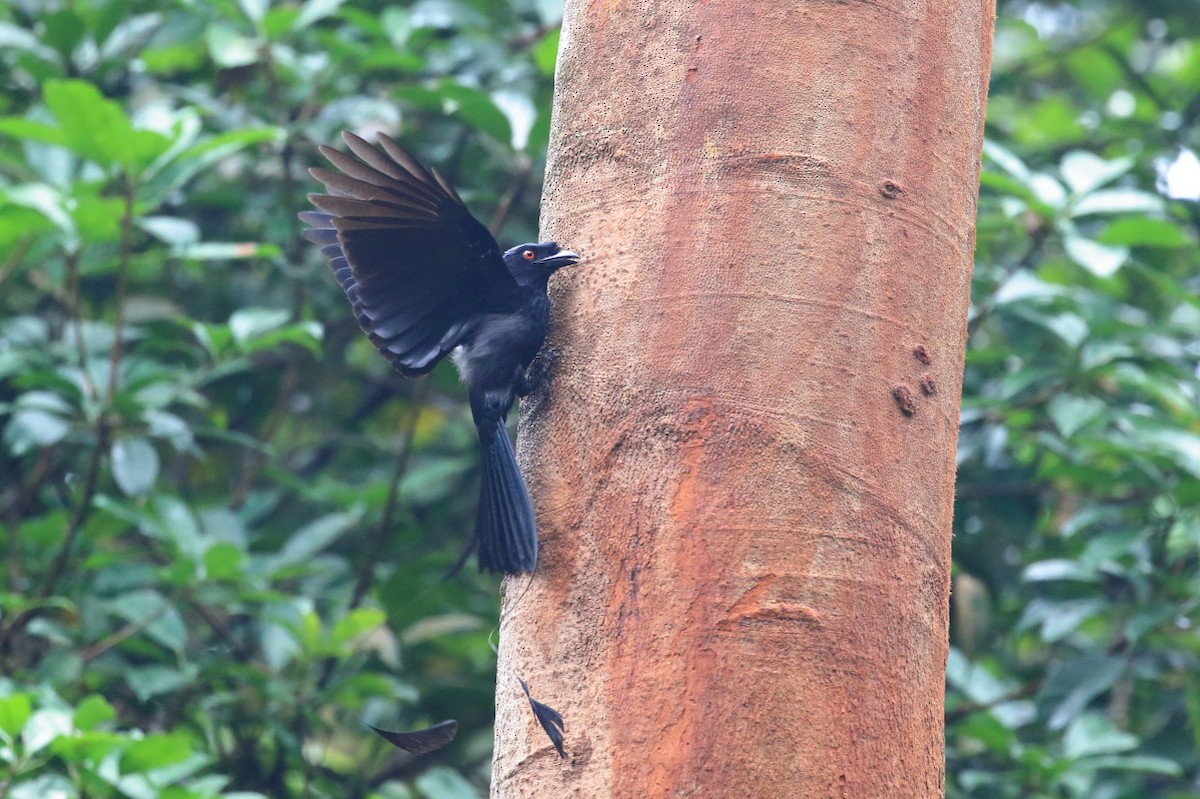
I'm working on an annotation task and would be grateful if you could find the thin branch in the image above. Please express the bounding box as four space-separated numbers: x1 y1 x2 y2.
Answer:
0 237 32 288
0 173 137 649
2 446 54 587
488 156 533 238
1098 43 1171 113
349 378 430 611
316 379 429 691
106 173 136 404
45 172 136 592
79 607 169 662
187 593 248 659
945 679 1040 725
65 249 98 402
966 224 1050 339
37 425 109 601
296 380 397 478
0 423 109 653
507 19 560 52
229 359 300 510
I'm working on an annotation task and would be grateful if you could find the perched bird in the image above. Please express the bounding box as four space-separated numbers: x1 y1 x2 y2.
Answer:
300 133 579 574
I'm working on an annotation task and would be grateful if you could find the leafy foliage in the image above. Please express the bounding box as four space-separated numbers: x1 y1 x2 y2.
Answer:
0 0 558 796
1 0 1198 798
949 4 1200 798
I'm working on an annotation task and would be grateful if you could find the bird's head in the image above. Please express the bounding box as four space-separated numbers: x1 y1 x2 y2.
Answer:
503 242 580 284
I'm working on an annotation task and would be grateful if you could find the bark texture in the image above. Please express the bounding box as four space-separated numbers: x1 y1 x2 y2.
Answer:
494 2 994 797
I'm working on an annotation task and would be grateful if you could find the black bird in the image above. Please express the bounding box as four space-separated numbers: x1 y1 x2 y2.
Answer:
300 132 579 574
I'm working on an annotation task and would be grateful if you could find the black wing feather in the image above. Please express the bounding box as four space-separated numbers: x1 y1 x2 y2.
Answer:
367 719 458 754
302 132 519 376
518 678 566 758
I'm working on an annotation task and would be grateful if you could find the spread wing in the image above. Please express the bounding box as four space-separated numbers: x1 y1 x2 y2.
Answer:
300 132 519 376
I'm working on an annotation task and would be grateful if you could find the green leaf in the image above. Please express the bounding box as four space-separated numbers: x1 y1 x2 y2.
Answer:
0 118 69 147
74 695 116 731
176 241 282 260
239 0 270 24
72 193 125 243
1034 599 1105 643
982 138 1030 181
177 128 282 162
1070 188 1164 217
261 616 301 672
142 410 196 453
22 708 73 755
493 90 535 151
99 13 164 62
42 10 86 58
108 589 188 653
263 7 299 39
0 21 59 63
0 693 32 739
1136 429 1200 478
1166 514 1200 563
43 79 171 170
152 494 203 556
1097 217 1190 248
414 766 482 799
123 664 198 702
1029 173 1067 209
992 271 1066 304
1023 559 1095 583
298 610 322 653
206 22 261 68
1015 96 1086 146
1186 677 1200 754
139 216 200 246
203 543 247 581
1060 151 1133 195
533 29 561 75
1022 309 1088 348
1077 755 1184 776
395 82 512 146
119 733 194 774
237 321 324 356
9 775 75 799
295 0 347 29
330 608 386 646
398 456 472 505
1063 714 1138 759
6 183 74 235
3 409 71 455
979 169 1040 203
401 613 485 645
138 128 283 208
1047 395 1106 438
1038 654 1125 729
111 437 160 497
269 509 362 572
0 204 56 251
229 308 290 343
1063 235 1128 277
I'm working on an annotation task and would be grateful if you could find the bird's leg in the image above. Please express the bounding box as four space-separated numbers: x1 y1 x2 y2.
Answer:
515 346 560 397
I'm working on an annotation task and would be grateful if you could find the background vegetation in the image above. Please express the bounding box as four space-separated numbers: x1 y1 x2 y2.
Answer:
0 1 1197 797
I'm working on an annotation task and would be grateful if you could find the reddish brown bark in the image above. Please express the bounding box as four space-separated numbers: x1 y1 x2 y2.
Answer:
494 2 994 797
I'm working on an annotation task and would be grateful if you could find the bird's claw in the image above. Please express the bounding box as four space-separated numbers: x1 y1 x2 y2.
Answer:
516 347 561 397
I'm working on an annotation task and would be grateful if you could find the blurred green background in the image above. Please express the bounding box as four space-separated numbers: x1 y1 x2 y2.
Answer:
0 1 1198 797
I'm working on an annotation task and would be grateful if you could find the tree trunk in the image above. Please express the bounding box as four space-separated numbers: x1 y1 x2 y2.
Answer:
495 2 994 797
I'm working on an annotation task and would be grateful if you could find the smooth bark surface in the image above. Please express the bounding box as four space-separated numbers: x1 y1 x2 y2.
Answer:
495 1 994 796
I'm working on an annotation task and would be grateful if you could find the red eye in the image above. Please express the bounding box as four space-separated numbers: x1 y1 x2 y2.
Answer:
522 250 535 261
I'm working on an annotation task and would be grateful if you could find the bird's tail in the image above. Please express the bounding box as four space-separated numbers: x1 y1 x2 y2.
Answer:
475 422 538 574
